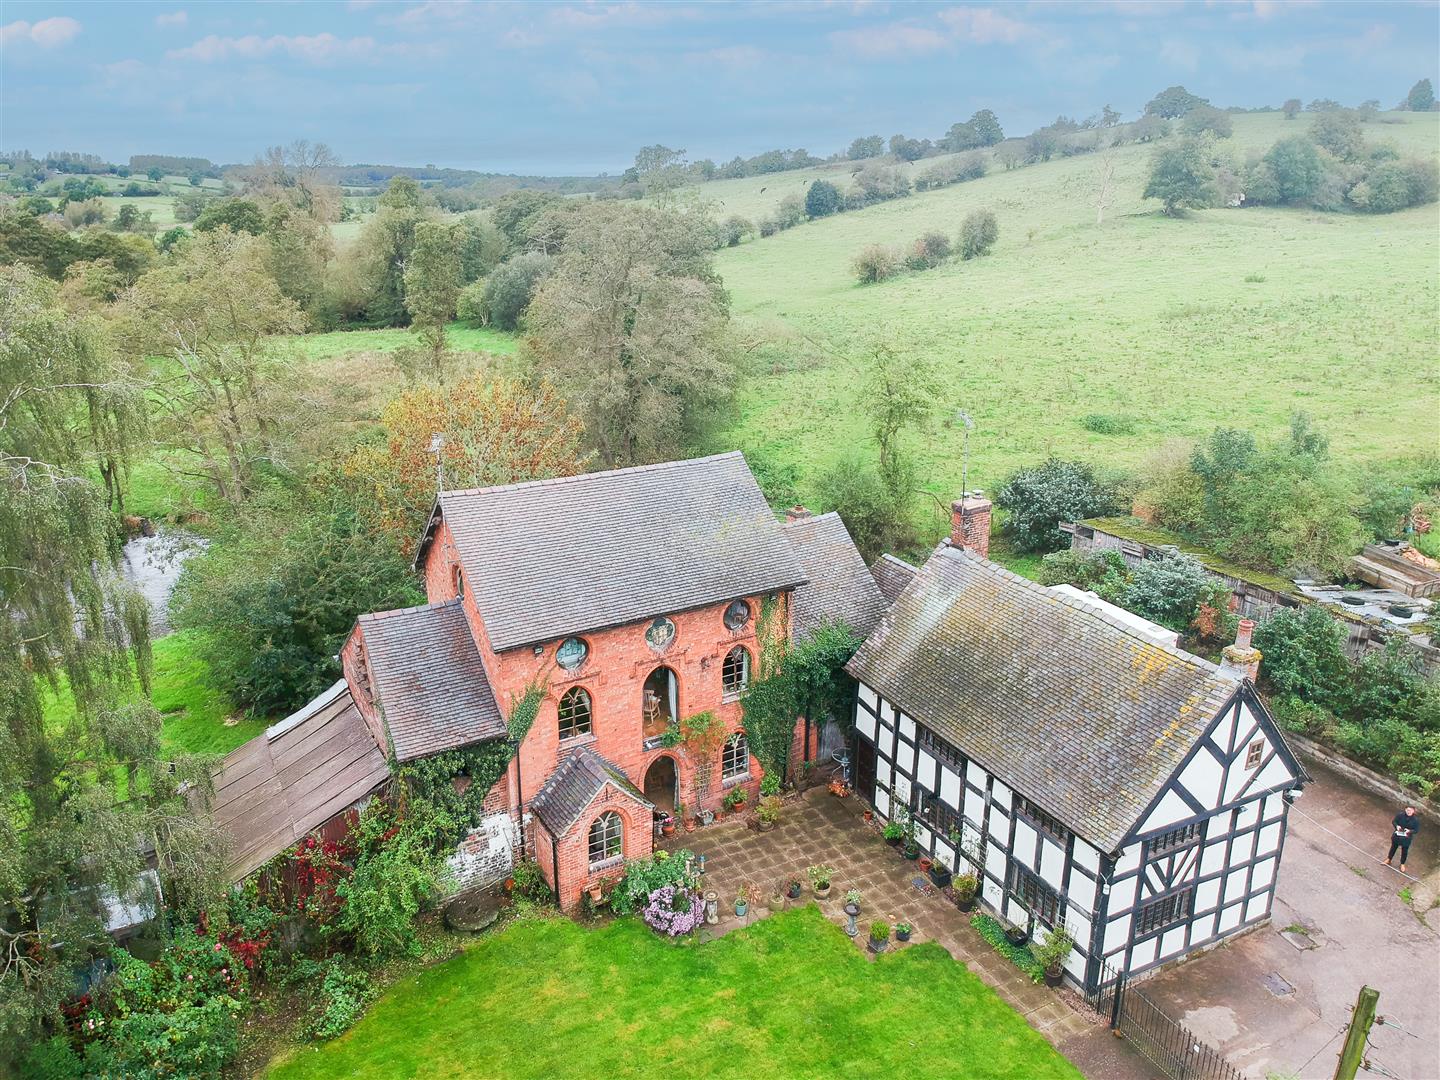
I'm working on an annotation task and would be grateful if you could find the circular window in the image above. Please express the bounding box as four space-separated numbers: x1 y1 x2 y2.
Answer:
724 599 751 631
645 617 676 651
556 637 588 670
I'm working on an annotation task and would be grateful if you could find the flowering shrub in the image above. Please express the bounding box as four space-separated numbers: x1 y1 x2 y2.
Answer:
641 885 704 937
610 849 696 915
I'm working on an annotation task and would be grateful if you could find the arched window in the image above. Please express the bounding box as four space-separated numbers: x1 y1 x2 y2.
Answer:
722 732 750 781
642 666 678 742
588 811 623 867
558 686 592 741
721 646 750 696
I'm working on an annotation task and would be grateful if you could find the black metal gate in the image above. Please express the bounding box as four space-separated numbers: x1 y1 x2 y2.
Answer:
1088 959 1249 1080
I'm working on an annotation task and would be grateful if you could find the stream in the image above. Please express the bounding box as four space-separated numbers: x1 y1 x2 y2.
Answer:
118 530 204 638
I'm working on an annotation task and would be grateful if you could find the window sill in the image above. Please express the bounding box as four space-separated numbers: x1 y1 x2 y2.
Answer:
589 855 623 873
560 733 597 747
722 773 751 788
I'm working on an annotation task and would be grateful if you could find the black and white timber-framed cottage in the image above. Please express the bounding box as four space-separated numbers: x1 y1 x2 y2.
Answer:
847 537 1309 991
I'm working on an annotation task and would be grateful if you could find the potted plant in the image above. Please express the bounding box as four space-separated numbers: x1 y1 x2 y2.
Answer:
735 881 756 918
828 777 850 798
929 858 953 889
698 807 715 827
678 803 694 834
882 821 904 847
770 880 786 909
902 839 920 861
660 812 676 837
863 808 874 823
1034 927 1074 989
953 872 978 912
868 921 891 954
895 921 912 942
756 795 782 832
807 864 834 900
723 786 748 815
786 878 802 900
918 855 933 872
1005 921 1030 947
843 888 862 917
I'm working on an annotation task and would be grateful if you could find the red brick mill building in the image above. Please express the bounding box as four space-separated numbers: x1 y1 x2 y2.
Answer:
210 453 886 910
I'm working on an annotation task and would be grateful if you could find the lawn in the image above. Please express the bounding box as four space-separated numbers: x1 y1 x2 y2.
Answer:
42 630 267 758
690 112 1440 506
265 905 1081 1080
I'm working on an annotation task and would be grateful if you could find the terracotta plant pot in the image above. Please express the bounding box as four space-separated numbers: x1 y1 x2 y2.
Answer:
683 818 696 833
661 822 675 837
918 856 933 872
863 810 874 823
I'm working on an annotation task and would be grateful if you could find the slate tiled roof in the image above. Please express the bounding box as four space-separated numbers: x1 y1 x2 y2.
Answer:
209 682 391 882
847 545 1239 853
869 553 918 605
529 746 652 837
784 512 889 642
358 600 505 761
426 452 809 652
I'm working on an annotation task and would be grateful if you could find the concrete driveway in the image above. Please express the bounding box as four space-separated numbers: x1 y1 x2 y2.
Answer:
1136 757 1439 1080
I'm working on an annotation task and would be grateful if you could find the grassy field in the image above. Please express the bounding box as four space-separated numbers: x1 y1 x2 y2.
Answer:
687 112 1439 510
42 630 266 758
290 322 518 360
265 905 1081 1080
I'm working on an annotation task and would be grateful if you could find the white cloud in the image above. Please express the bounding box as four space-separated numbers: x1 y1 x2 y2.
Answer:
166 32 390 65
687 44 767 70
549 3 701 29
2 16 82 48
936 6 1032 45
830 21 949 58
1159 38 1200 71
155 10 188 28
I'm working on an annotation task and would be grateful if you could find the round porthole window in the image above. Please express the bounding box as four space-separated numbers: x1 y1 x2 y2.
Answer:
556 637 588 670
724 599 751 631
645 617 676 651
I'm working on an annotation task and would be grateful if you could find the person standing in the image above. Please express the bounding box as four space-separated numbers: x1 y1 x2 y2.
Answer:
1385 805 1420 873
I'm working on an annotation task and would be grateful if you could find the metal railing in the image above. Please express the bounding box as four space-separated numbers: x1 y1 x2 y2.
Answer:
1088 957 1249 1080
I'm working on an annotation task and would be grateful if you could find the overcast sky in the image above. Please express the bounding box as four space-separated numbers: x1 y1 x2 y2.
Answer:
3 1 1436 175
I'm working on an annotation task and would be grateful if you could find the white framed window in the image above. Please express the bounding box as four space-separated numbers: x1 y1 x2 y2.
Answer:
721 646 750 696
588 811 623 868
722 732 750 781
558 686 592 741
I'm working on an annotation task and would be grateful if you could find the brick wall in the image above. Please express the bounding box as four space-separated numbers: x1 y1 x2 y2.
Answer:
543 784 653 911
419 517 787 822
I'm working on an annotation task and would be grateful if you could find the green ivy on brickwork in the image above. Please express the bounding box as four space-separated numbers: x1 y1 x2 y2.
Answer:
396 681 547 851
741 594 861 781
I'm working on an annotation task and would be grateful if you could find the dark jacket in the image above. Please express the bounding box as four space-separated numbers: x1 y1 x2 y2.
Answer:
1392 812 1420 842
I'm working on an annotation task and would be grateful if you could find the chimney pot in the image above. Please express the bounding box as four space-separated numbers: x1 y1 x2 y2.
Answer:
950 495 993 559
1235 618 1255 650
785 505 812 524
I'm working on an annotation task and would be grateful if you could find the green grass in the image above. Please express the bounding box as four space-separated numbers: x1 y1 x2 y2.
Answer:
42 630 267 757
265 906 1081 1080
289 322 518 360
690 112 1440 506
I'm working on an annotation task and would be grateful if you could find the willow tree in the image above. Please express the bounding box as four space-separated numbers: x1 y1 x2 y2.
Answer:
0 267 224 1050
110 228 307 506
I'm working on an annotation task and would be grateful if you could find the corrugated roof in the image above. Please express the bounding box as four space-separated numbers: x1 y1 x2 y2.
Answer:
784 512 889 642
210 682 391 882
847 545 1239 852
870 553 918 605
431 452 809 652
530 746 652 836
359 600 506 761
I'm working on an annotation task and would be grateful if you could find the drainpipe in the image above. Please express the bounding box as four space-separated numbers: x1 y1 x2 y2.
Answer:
550 827 560 907
513 753 525 859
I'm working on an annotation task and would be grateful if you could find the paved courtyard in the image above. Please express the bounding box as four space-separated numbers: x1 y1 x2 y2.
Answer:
1137 756 1440 1080
663 785 1153 1080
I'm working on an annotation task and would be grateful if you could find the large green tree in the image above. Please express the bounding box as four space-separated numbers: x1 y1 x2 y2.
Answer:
525 202 733 467
0 266 223 1053
1143 138 1216 215
110 230 307 505
400 220 463 383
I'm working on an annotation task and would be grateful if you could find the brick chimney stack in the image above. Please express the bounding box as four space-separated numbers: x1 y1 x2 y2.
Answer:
1219 618 1262 682
785 505 812 524
950 495 993 559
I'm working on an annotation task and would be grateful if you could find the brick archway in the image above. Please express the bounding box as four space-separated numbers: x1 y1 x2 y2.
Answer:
643 754 678 813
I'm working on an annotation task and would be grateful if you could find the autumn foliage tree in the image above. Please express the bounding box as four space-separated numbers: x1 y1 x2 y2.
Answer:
344 371 588 551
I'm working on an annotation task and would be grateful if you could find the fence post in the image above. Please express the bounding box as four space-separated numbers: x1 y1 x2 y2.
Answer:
1109 970 1124 1033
